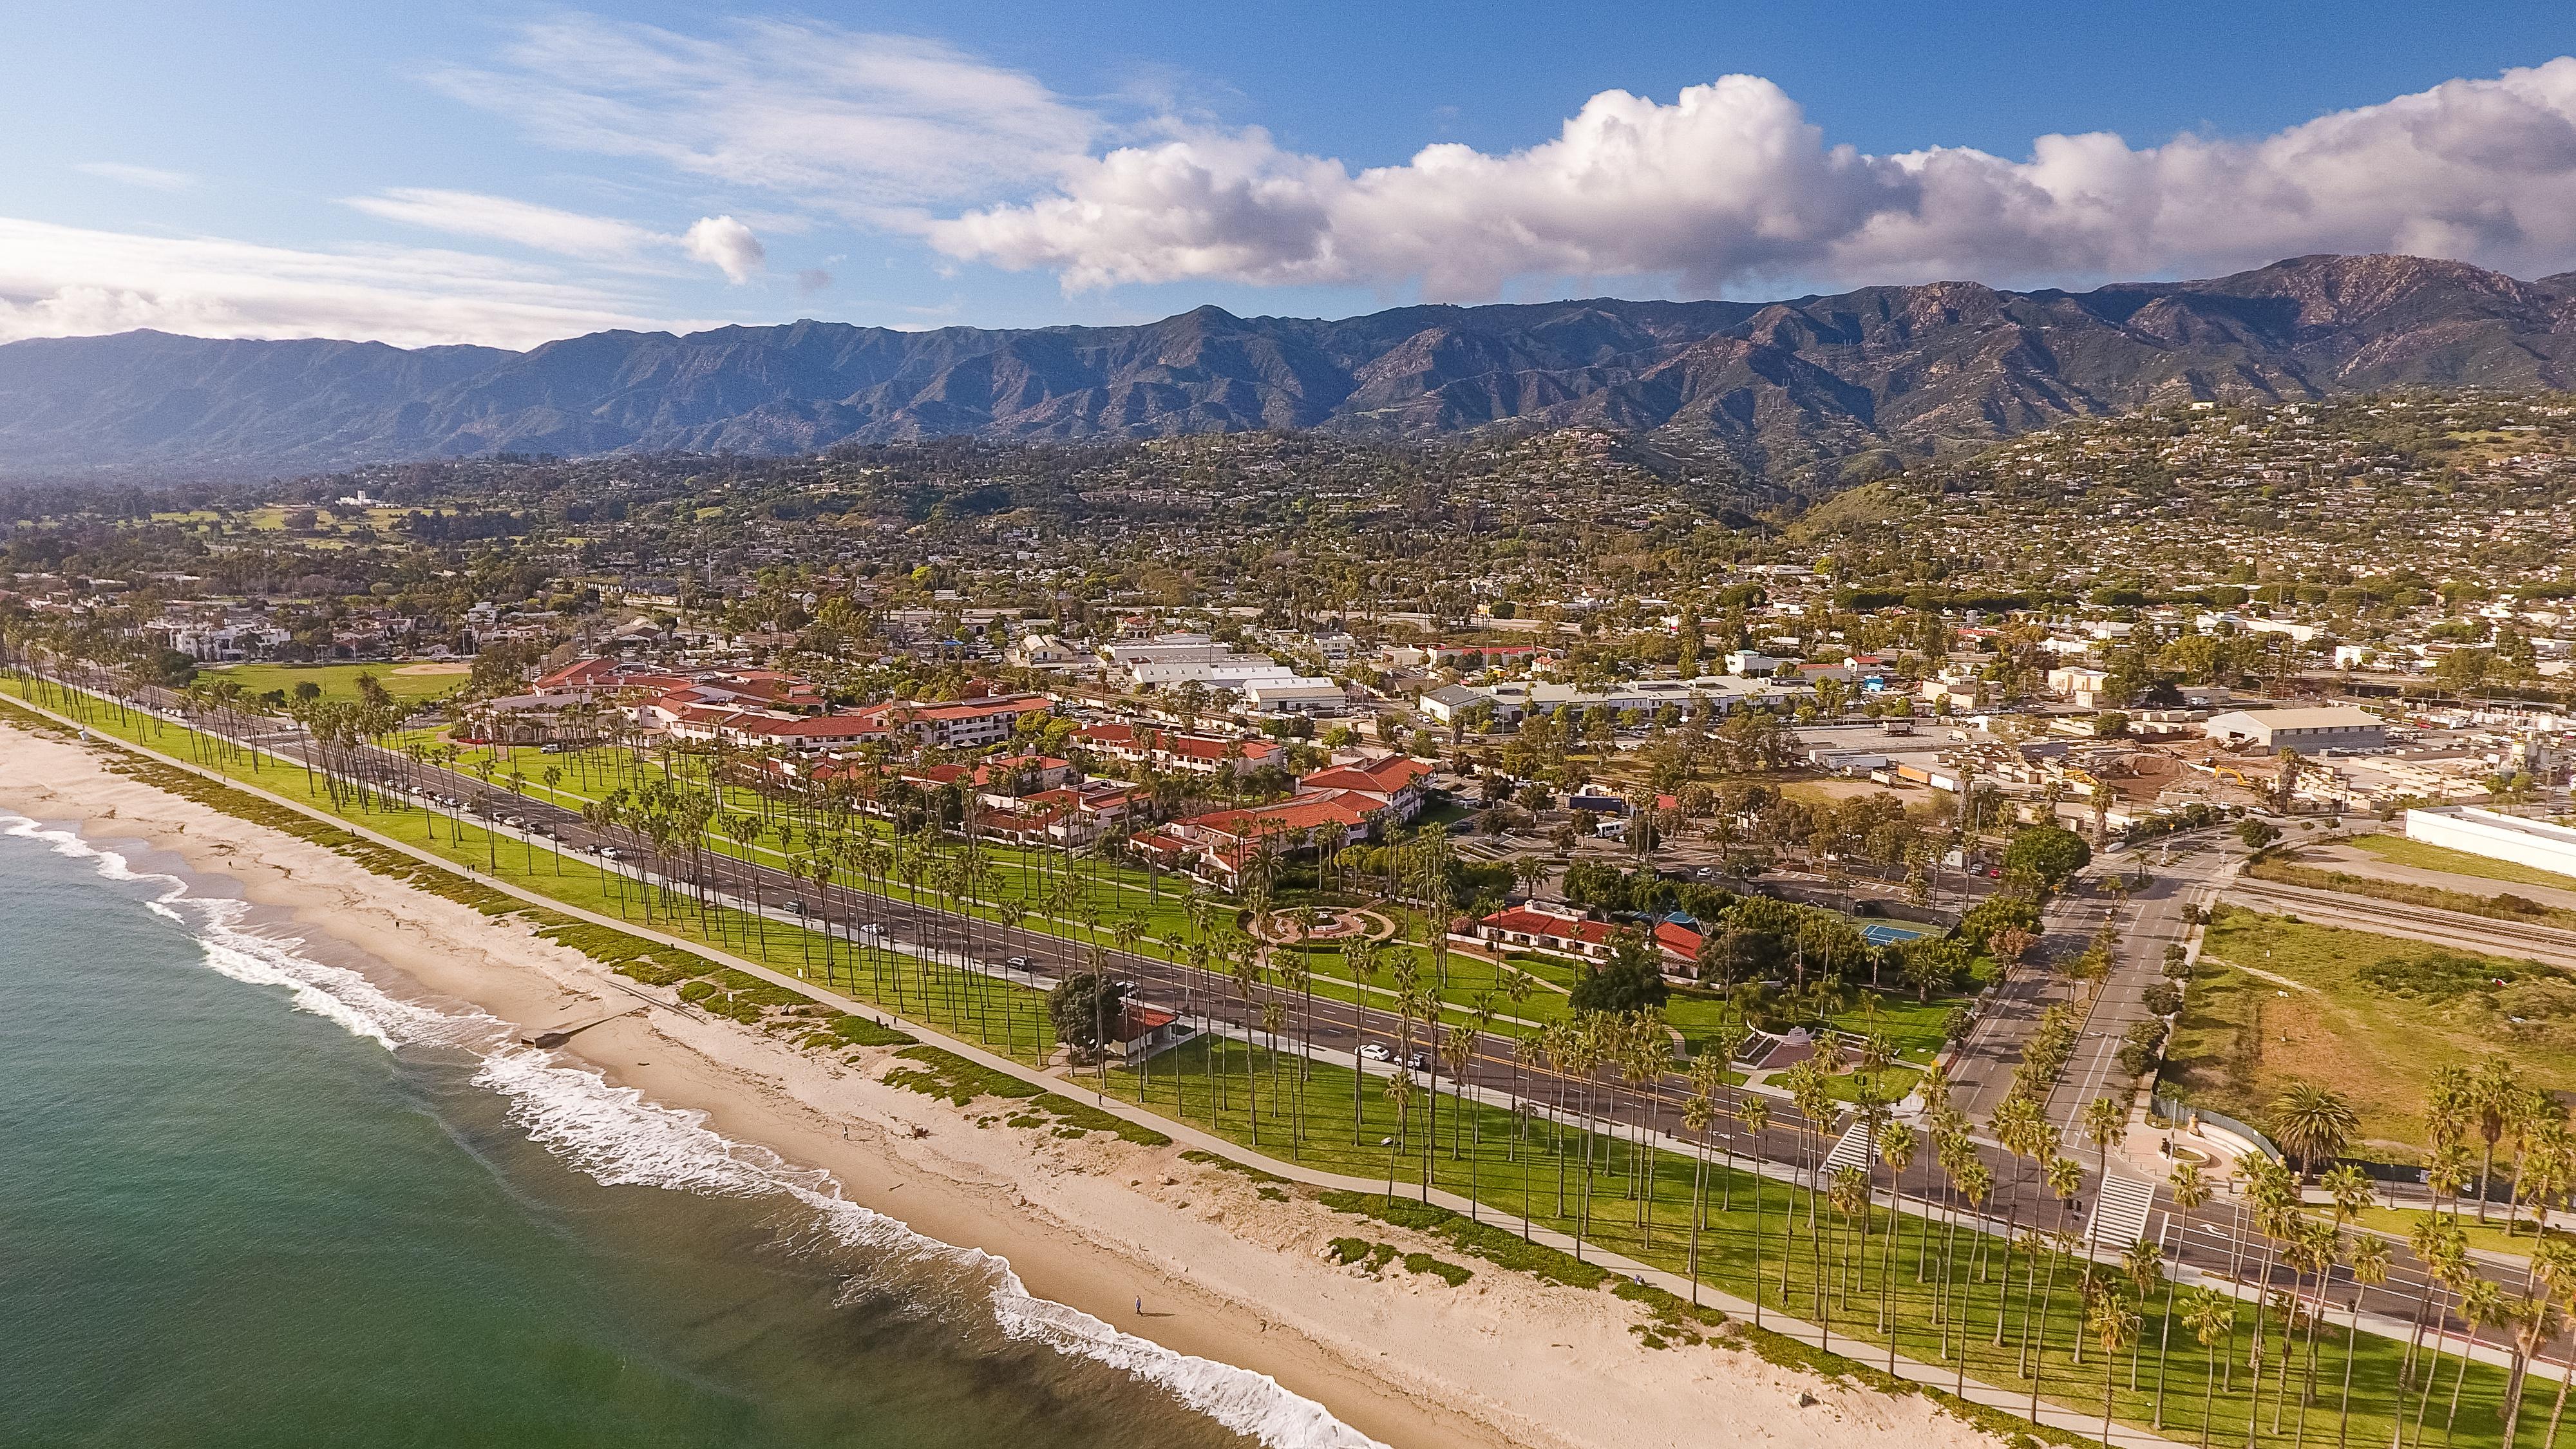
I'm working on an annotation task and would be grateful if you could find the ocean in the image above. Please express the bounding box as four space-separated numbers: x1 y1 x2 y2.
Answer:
0 815 1376 1449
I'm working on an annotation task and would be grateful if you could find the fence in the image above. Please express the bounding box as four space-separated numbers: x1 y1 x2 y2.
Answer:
2151 1094 2284 1163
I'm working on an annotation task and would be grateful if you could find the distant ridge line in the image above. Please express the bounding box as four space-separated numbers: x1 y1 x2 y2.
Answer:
2 253 2572 481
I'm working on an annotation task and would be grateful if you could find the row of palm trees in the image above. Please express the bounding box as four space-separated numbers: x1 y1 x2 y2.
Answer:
15 645 2573 1449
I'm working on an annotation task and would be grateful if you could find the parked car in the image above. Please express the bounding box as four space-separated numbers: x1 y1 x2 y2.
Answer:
1004 955 1035 971
1358 1043 1393 1061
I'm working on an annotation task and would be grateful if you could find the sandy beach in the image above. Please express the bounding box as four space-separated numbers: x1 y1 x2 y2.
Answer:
0 715 2015 1449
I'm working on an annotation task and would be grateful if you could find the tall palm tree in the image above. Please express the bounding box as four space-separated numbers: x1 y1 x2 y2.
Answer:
1348 940 1381 1145
2342 1235 2392 1449
2534 1237 2576 1449
1875 1117 1917 1367
2284 1219 2340 1444
2399 1212 2470 1444
2186 1288 2242 1449
2083 1093 2131 1172
1948 1157 1994 1396
2443 1279 2513 1447
1737 1094 1772 1328
2506 1260 2570 1449
2096 1287 2144 1449
1682 1084 1716 1308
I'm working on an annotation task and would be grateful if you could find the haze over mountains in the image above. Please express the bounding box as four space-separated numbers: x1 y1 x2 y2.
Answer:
3 254 2573 484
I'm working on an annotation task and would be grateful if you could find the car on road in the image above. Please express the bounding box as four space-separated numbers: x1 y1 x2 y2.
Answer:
1003 955 1035 971
1404 1052 1432 1071
857 923 886 937
1358 1043 1393 1061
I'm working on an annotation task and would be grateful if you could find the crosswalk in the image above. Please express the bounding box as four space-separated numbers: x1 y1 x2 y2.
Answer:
1823 1119 1875 1174
2088 1170 2158 1248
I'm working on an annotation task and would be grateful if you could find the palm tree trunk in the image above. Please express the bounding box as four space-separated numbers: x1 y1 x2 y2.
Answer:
2031 1253 2062 1421
2204 1341 2223 1449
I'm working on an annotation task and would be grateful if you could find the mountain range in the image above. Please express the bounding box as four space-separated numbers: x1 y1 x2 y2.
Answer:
3 253 2573 483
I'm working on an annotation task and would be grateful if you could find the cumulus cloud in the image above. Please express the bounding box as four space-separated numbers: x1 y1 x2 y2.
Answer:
682 214 765 283
0 217 674 348
930 58 2576 297
433 17 1097 219
75 162 196 191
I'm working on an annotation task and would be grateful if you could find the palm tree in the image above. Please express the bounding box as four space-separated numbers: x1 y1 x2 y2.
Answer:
2273 1082 2363 1179
1682 1084 1716 1307
2443 1279 2512 1447
2084 1093 2131 1171
2096 1286 2144 1448
2186 1288 2242 1449
1737 1094 1772 1327
2342 1235 2392 1449
2506 1260 2570 1449
1947 1157 1994 1396
1876 1116 1917 1368
1348 941 1381 1145
2535 1237 2576 1449
2032 1160 2084 1419
2473 1060 2529 1224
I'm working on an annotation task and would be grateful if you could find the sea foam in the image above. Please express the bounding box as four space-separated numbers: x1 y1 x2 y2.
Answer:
1 812 1387 1449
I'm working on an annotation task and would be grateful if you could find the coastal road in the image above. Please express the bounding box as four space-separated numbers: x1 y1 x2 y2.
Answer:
1947 828 2242 1135
31 669 2552 1363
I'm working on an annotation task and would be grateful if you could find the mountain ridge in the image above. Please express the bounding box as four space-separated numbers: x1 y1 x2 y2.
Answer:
3 254 2573 481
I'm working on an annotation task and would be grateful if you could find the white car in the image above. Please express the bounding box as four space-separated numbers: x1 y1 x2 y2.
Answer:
1358 1043 1393 1061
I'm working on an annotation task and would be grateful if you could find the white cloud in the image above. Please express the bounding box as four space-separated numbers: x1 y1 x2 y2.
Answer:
344 187 658 259
682 214 764 283
930 58 2576 298
76 162 196 191
345 189 770 285
0 218 677 349
433 17 1098 219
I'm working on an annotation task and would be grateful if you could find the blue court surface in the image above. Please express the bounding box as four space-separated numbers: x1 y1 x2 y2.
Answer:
1861 922 1930 947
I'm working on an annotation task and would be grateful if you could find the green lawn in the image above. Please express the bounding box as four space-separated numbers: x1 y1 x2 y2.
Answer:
204 661 464 703
2347 831 2576 893
1091 1035 2509 1449
2163 905 2576 1159
5 670 2539 1449
2316 1205 2555 1264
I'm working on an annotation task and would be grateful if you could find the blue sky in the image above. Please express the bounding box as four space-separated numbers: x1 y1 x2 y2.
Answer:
8 1 2576 348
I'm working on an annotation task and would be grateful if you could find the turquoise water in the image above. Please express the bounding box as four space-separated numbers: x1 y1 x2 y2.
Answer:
0 819 1365 1449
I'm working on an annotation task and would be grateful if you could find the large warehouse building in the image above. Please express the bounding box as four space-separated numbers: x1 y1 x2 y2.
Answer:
2204 705 2387 754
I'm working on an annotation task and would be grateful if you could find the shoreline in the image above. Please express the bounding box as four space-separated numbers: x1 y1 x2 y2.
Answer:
0 715 2011 1449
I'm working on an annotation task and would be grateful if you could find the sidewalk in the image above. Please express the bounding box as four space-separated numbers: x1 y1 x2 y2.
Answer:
12 688 2199 1449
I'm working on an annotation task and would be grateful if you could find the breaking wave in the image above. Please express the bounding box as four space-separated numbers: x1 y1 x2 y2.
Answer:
0 812 1384 1449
